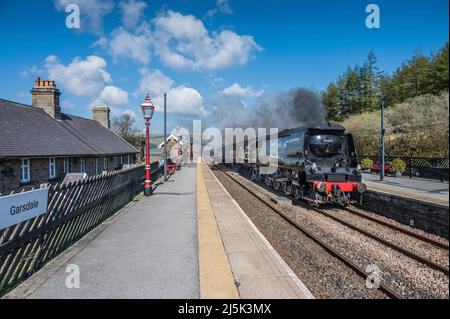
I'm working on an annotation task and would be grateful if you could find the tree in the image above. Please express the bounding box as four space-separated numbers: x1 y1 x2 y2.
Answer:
339 66 361 117
322 52 383 119
379 72 396 106
322 42 449 117
111 113 138 145
321 82 340 120
359 51 382 112
431 42 449 93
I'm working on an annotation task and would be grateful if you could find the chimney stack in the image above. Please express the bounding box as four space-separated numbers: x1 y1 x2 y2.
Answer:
31 77 61 119
92 105 111 130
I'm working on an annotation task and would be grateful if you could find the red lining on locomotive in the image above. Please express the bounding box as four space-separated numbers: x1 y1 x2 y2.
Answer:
312 181 361 192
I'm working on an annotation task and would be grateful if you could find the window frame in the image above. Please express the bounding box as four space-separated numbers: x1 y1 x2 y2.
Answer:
80 156 85 173
20 158 31 183
49 157 56 179
63 157 70 174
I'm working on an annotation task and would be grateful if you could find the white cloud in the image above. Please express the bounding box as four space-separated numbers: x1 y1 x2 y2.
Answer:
44 55 112 97
155 10 208 40
97 85 130 105
205 9 217 18
107 25 152 64
137 68 173 97
122 108 137 119
91 36 108 49
61 100 76 109
137 68 206 116
54 0 114 34
153 10 261 70
109 107 136 119
222 83 264 97
159 86 205 115
93 9 260 69
205 0 233 18
119 0 147 29
108 28 150 64
21 65 44 76
217 0 234 14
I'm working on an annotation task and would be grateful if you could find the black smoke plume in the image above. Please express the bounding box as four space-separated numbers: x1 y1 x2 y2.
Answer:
210 88 325 130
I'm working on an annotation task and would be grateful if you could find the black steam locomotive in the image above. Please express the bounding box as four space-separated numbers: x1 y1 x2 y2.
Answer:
232 122 366 206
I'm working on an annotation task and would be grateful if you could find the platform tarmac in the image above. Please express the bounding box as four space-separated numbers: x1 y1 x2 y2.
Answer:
6 166 199 299
362 173 449 206
5 159 311 299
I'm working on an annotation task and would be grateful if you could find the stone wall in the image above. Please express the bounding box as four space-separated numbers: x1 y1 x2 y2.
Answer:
0 154 136 195
358 190 449 239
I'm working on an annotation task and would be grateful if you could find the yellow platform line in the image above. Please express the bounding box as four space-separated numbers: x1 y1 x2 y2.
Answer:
197 159 239 299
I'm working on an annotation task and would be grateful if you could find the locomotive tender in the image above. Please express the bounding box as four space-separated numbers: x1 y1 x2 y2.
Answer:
234 122 366 206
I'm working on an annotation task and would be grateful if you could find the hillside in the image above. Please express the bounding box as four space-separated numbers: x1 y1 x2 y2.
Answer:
342 92 449 157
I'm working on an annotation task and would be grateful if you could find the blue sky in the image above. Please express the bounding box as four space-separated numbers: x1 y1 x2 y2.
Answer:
0 0 448 133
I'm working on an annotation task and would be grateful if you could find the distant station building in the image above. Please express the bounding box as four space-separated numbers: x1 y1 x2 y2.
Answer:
134 133 179 163
0 77 138 194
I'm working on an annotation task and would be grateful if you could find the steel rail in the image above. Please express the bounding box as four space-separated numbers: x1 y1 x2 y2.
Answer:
230 166 449 274
311 207 449 276
212 164 404 299
343 206 449 250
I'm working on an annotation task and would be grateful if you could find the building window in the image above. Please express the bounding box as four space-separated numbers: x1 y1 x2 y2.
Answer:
49 158 56 179
103 157 108 170
95 158 99 175
80 157 85 172
127 154 131 164
120 155 123 165
63 157 70 173
20 158 30 183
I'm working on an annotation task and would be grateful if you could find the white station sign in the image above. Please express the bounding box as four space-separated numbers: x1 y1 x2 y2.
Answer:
0 188 49 230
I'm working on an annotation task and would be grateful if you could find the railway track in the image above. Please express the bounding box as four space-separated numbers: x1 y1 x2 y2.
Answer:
342 206 449 250
306 206 449 275
211 164 404 299
227 165 449 275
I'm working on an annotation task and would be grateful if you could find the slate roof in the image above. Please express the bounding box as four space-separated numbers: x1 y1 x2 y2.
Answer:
0 98 138 158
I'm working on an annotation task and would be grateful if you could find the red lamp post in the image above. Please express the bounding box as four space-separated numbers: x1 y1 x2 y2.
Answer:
141 94 155 196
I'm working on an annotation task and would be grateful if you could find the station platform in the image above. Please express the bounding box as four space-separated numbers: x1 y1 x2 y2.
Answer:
198 162 312 299
5 160 311 299
8 165 199 299
362 173 449 207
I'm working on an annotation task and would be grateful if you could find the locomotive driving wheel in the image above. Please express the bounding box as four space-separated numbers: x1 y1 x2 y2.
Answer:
293 186 302 200
308 190 321 208
251 169 258 181
286 183 293 195
273 181 281 190
335 189 349 207
264 175 272 186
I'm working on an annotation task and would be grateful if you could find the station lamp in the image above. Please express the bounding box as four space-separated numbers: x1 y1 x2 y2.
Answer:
140 94 155 196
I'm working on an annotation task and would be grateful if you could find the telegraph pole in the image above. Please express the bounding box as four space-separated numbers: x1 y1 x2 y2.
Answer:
164 92 167 181
380 100 385 181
